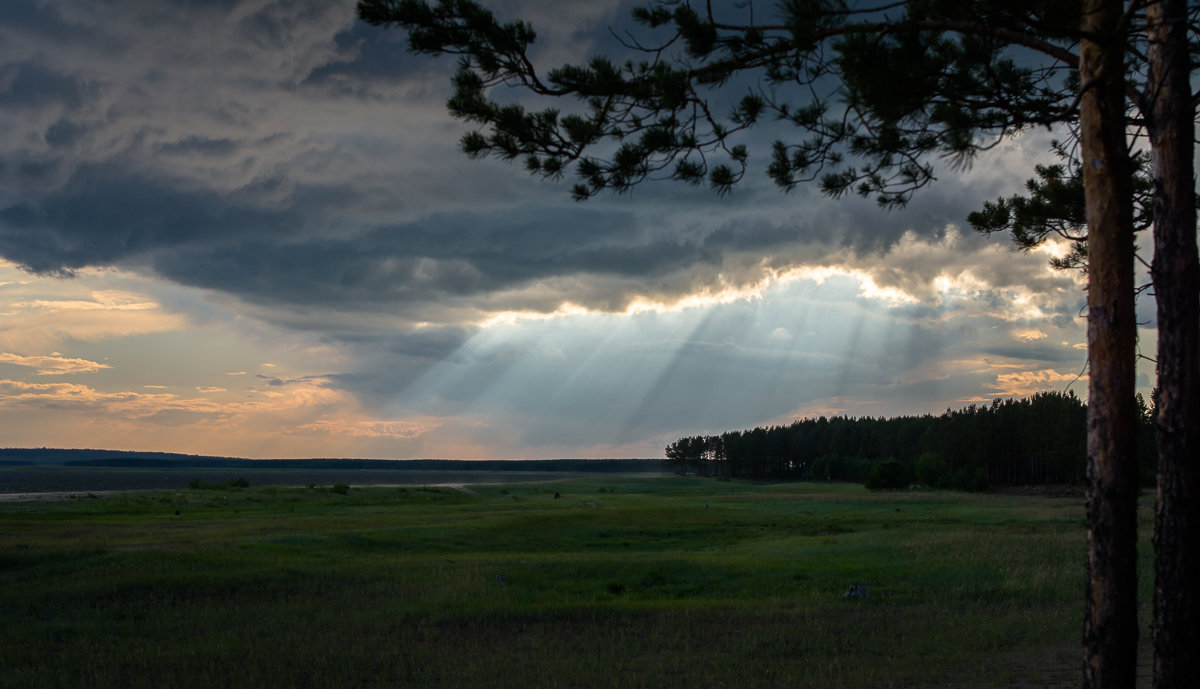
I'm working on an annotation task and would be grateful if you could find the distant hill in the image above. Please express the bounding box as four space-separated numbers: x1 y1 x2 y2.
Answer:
0 448 241 467
0 448 667 473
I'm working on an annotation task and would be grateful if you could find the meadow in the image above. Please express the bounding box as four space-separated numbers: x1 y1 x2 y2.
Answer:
0 476 1153 688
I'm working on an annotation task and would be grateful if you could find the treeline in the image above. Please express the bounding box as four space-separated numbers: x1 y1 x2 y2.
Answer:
0 448 667 473
0 448 242 466
665 391 1156 489
62 457 667 473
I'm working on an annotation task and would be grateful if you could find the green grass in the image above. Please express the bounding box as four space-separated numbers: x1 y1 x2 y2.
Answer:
0 477 1154 688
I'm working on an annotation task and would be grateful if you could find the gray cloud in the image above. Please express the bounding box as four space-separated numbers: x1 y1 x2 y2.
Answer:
0 163 292 274
43 118 89 148
155 136 242 157
0 0 1055 315
302 23 432 93
0 62 94 110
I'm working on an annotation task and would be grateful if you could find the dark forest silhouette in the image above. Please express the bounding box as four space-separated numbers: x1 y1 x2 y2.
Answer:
666 391 1155 489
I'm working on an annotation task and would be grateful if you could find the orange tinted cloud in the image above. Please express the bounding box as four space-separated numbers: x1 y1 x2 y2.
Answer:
289 418 441 440
992 369 1083 398
0 353 111 375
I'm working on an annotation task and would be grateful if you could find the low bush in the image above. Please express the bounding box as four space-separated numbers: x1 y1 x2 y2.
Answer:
865 458 910 490
950 467 989 493
915 452 948 488
188 477 250 490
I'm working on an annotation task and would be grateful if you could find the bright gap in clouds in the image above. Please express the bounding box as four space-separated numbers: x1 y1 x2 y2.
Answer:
390 236 1100 459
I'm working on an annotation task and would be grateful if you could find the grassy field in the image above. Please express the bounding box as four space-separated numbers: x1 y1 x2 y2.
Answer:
0 476 1153 688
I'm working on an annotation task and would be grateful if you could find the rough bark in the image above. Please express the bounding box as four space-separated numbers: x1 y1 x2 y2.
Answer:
1079 1 1139 688
1145 1 1200 687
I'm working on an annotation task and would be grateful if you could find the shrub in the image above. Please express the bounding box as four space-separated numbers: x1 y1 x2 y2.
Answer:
330 483 350 495
865 459 910 490
950 467 989 493
915 452 948 488
189 477 249 490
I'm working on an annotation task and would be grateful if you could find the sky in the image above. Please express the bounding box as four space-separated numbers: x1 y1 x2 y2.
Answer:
0 0 1159 459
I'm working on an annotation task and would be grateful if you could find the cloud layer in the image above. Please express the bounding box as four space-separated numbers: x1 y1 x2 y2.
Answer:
0 1 1148 458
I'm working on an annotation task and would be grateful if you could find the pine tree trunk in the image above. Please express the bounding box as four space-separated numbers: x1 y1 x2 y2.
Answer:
1079 1 1139 687
1145 2 1200 687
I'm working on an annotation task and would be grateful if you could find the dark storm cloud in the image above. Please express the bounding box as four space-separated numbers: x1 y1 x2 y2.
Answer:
302 23 427 93
0 0 1081 338
141 193 944 322
0 1 105 51
0 0 60 33
0 0 1009 305
0 62 94 110
156 136 242 157
44 118 88 149
6 142 754 315
3 158 62 188
148 203 711 310
0 164 292 274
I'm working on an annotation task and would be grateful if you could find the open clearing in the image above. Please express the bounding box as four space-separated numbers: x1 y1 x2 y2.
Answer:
0 475 1153 688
